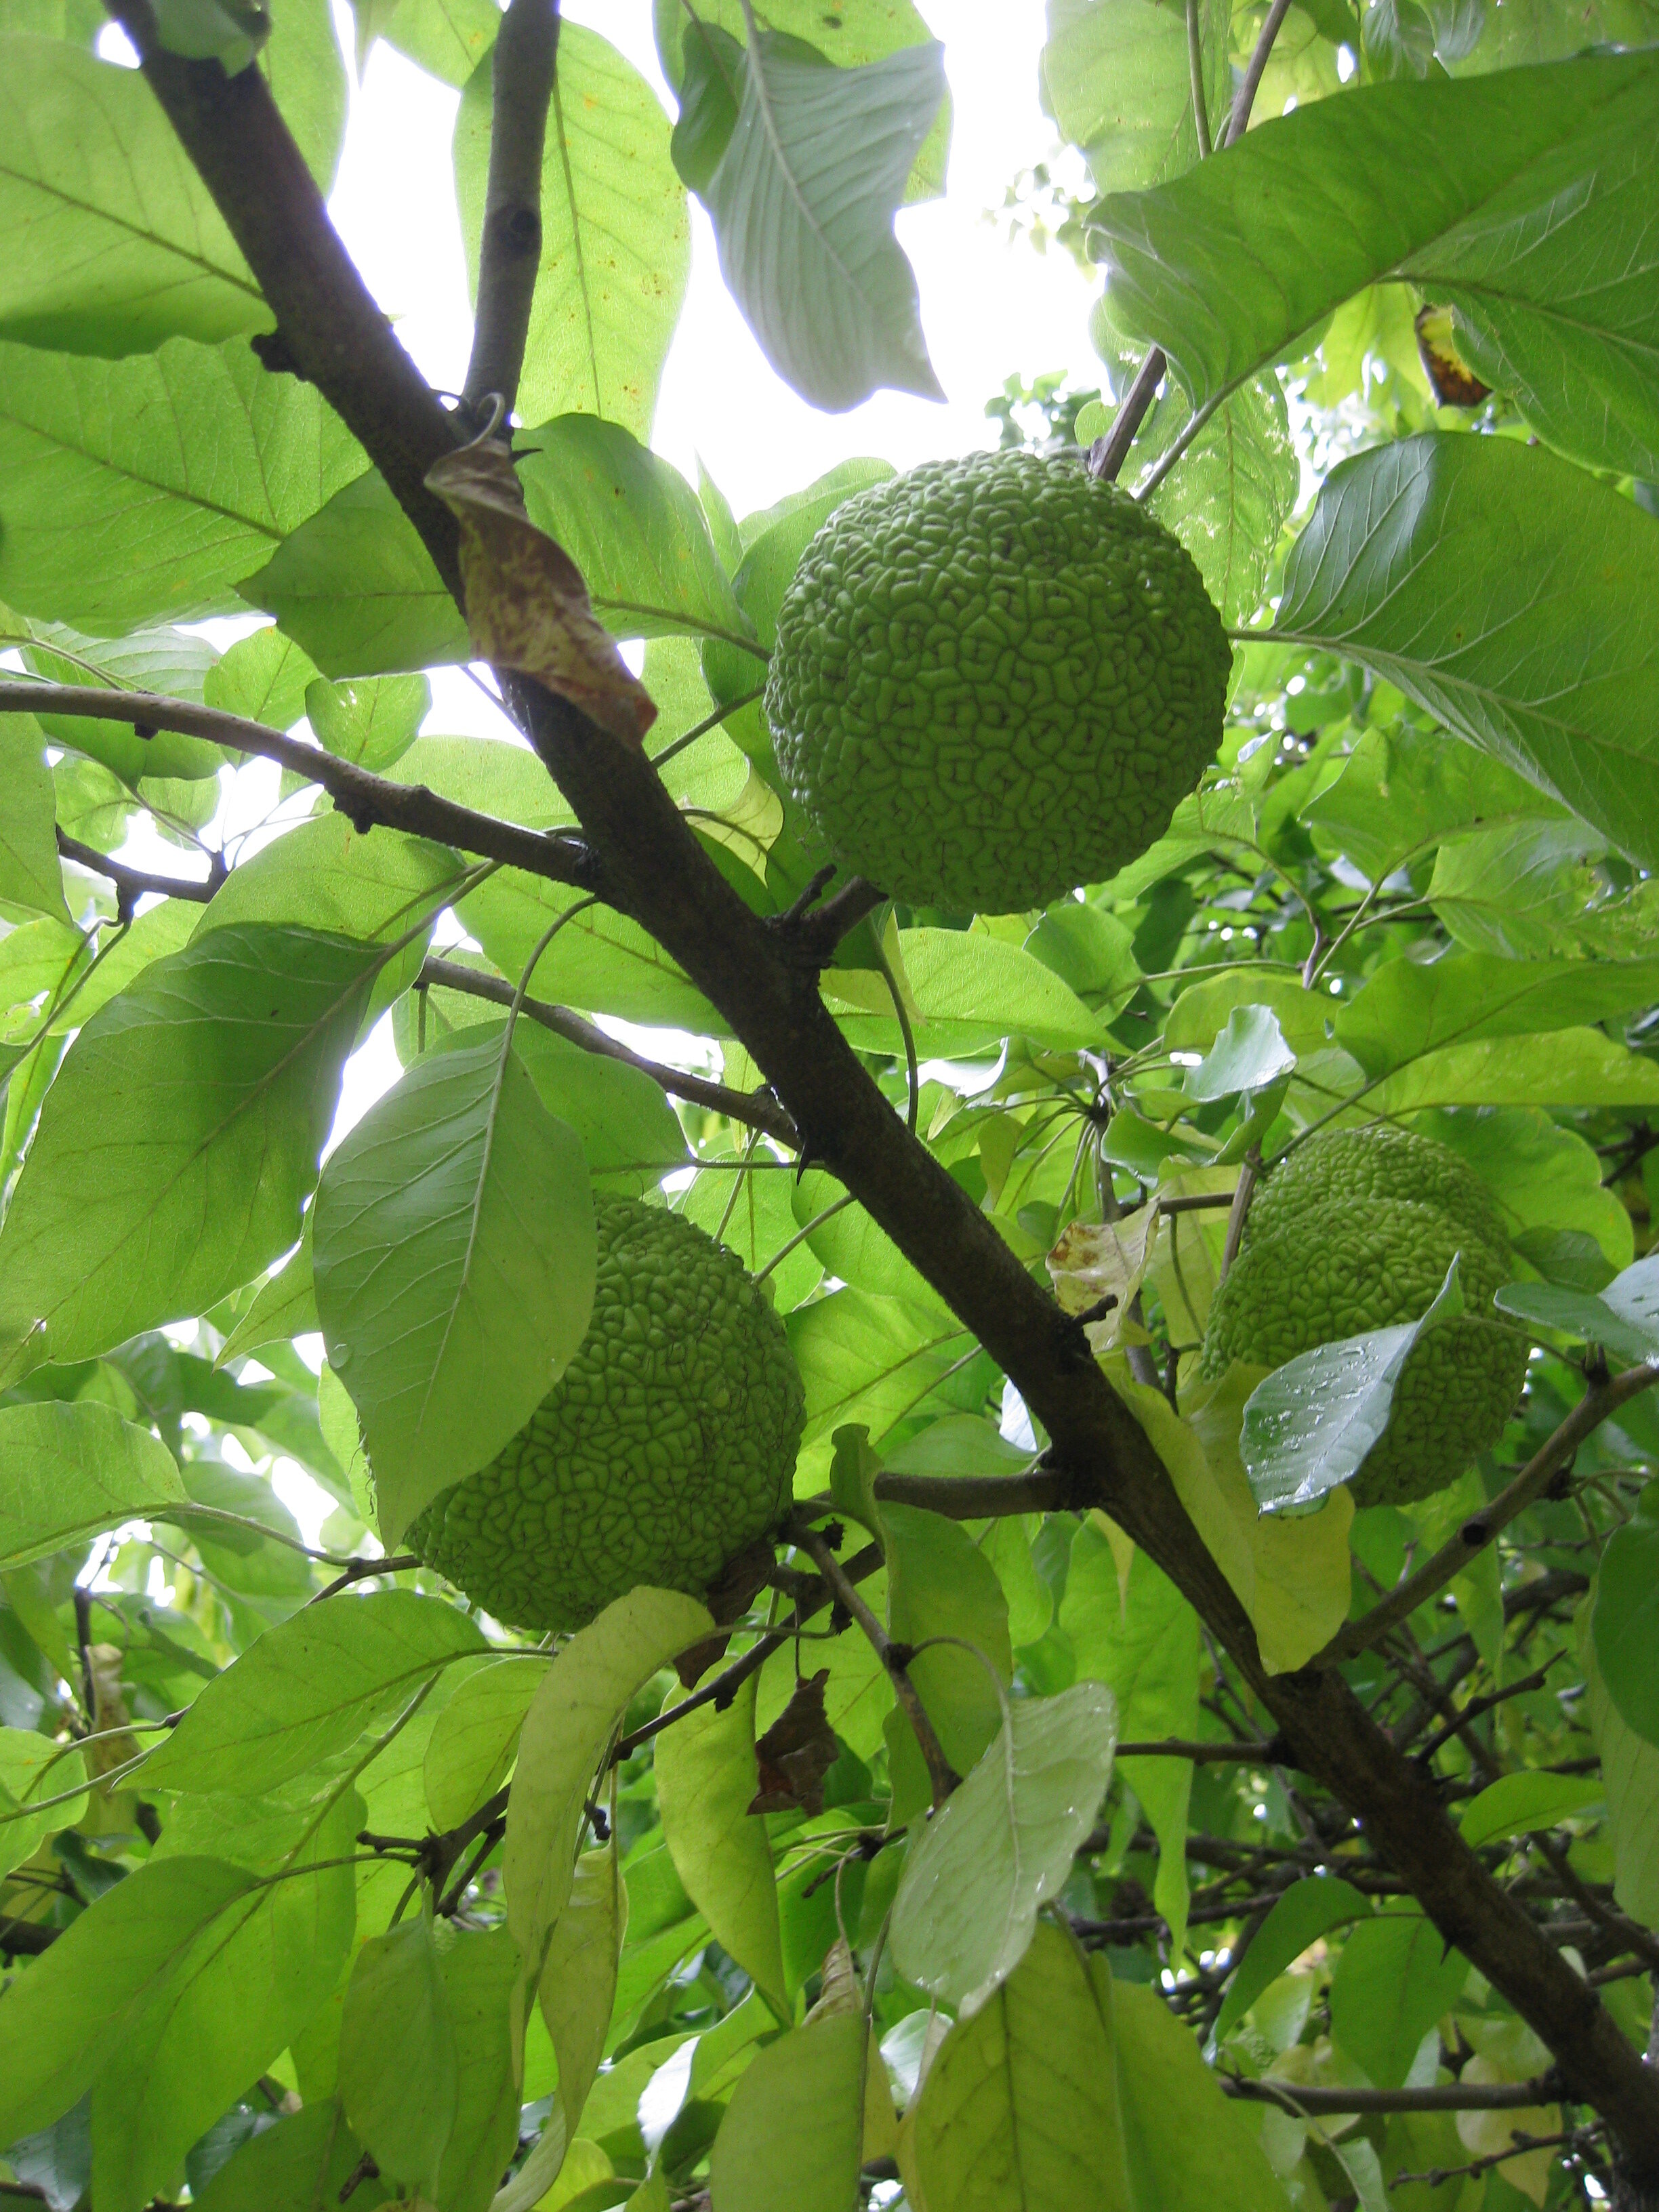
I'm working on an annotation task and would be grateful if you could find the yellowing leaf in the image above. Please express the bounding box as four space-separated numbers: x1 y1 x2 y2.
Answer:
424 441 657 744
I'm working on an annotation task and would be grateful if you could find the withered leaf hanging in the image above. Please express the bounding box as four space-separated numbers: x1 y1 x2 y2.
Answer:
425 441 657 746
748 1667 839 1818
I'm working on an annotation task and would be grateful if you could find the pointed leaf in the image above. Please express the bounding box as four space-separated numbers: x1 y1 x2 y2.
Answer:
0 713 70 923
890 1681 1116 2017
1110 1975 1289 2212
1273 434 1659 872
903 1921 1130 2212
339 1917 458 2196
1328 1910 1469 2089
0 923 379 1374
188 2100 383 2212
455 22 689 440
0 39 266 352
314 1034 596 1546
504 1588 712 1970
1213 1877 1374 2042
708 2013 866 2212
540 1842 628 2140
1591 1517 1659 1747
436 1927 524 2212
703 37 946 411
424 1654 550 1832
144 1588 487 1798
654 1667 787 2009
0 1399 186 1572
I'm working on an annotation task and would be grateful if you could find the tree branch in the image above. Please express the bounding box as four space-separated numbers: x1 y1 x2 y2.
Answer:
1225 0 1296 145
1224 2074 1565 2118
1 684 599 897
417 955 800 1145
1317 1361 1659 1667
56 827 219 915
123 67 1659 2175
463 0 560 415
872 1465 1082 1517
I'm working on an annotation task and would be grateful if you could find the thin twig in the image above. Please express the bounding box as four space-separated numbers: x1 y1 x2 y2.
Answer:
1225 0 1295 144
1224 2075 1565 2117
1316 1361 1659 1666
0 683 598 897
312 1553 422 1602
417 954 799 1145
1185 0 1213 157
57 827 219 914
790 1519 959 1807
462 0 560 415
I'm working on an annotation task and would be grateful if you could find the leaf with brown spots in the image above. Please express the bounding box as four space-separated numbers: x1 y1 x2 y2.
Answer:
424 441 657 745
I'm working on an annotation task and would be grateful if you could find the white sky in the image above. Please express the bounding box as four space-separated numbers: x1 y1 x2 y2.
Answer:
330 0 1099 525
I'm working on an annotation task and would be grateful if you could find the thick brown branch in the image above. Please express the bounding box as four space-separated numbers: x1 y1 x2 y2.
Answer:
418 955 800 1145
1319 1361 1659 1666
464 0 560 413
104 0 464 588
3 684 598 896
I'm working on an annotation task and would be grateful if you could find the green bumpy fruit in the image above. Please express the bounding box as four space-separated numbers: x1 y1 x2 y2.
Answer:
410 1197 804 1631
764 449 1231 913
1200 1126 1528 1508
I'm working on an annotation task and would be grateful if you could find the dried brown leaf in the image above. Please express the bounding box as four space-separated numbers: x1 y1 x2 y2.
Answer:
425 442 657 745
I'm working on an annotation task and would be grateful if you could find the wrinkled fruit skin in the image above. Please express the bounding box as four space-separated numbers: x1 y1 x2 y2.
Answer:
411 1197 804 1631
1200 1126 1529 1508
764 449 1231 912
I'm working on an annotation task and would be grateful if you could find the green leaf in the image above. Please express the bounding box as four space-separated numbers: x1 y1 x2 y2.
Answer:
824 929 1101 1057
0 923 379 1373
700 35 946 411
306 672 429 772
201 623 321 732
1143 373 1298 630
143 1586 487 1797
314 1036 596 1547
1424 821 1607 962
1366 1029 1659 1115
1111 1974 1290 2212
339 1916 457 2197
654 1667 787 2009
188 2100 384 2212
1592 1519 1659 1747
1496 1252 1659 1366
1335 954 1659 1076
1040 0 1228 195
241 468 473 678
1185 1005 1297 1102
434 1926 523 2212
904 1920 1129 2212
91 1791 359 2212
260 0 347 191
216 1214 319 1365
1213 1877 1374 2042
1582 1603 1659 1925
1272 434 1659 872
0 1856 253 2151
0 714 70 922
540 1842 628 2140
1240 1257 1466 1513
0 1727 87 1880
0 37 266 352
455 24 689 441
708 2013 866 2212
424 1654 550 1831
1094 52 1659 477
1458 1769 1605 1847
0 1399 186 1570
1327 1909 1469 2088
517 415 754 649
1062 1530 1199 1951
1301 722 1561 886
504 1587 712 1971
890 1681 1116 2015
657 0 949 188
198 817 466 956
461 871 719 1036
380 0 498 84
884 1500 1012 1802
510 1024 689 1196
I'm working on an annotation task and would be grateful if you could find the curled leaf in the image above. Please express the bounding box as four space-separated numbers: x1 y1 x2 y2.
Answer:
424 442 657 745
748 1668 838 1816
